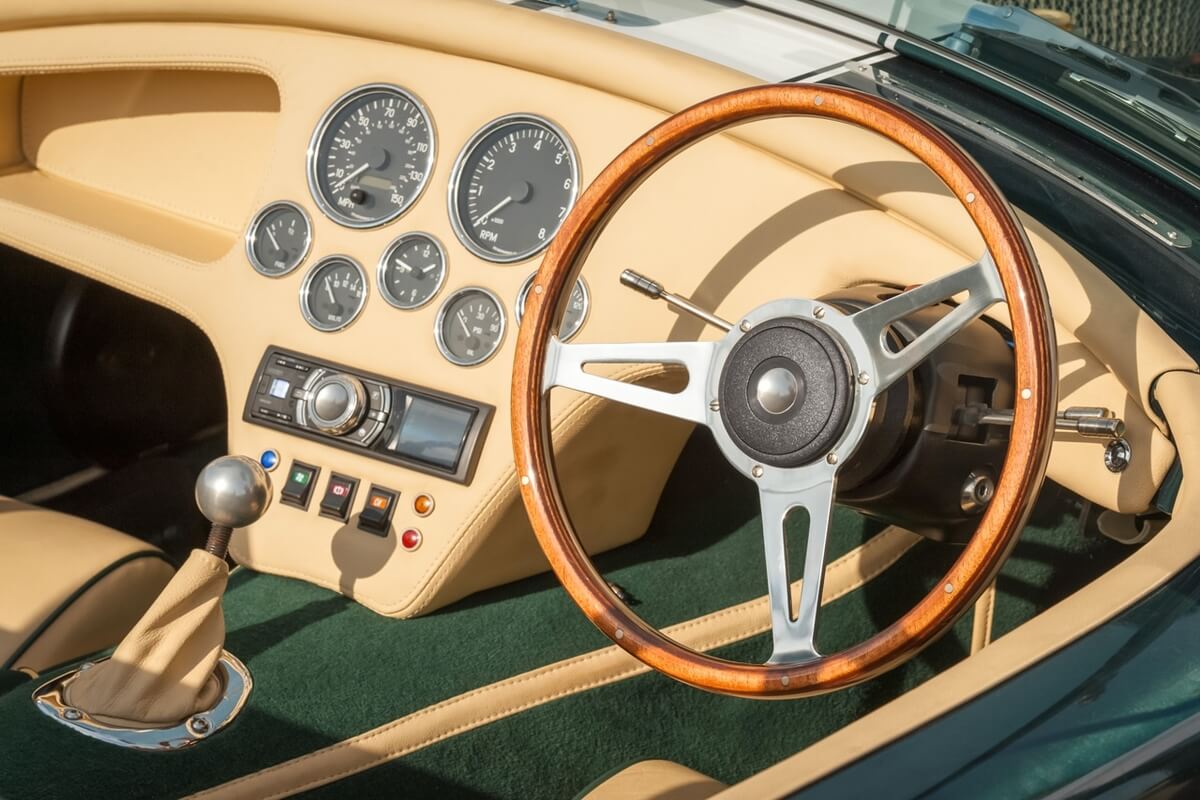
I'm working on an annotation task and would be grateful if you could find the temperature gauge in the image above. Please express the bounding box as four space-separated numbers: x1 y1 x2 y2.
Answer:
515 273 589 342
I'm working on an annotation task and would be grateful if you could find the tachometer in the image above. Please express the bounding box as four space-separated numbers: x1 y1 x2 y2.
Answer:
300 256 368 332
435 287 506 366
308 84 435 228
449 114 579 263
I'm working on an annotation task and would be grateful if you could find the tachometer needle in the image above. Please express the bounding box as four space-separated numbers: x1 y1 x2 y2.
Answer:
473 196 513 227
457 310 472 337
334 163 370 190
324 277 337 304
265 227 281 251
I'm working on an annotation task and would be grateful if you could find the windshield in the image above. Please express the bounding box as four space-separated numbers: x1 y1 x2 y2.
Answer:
815 1 1200 188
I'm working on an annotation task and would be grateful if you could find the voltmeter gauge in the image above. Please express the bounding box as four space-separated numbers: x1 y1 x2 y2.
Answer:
378 232 447 310
515 273 589 342
449 114 579 263
300 256 368 332
246 201 312 277
435 287 506 366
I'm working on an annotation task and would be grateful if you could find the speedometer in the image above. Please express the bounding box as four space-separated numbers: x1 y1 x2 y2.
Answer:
449 114 579 263
308 84 435 228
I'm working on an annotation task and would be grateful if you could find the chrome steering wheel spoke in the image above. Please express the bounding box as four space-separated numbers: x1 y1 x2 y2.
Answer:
850 253 1005 394
758 468 837 665
543 336 717 425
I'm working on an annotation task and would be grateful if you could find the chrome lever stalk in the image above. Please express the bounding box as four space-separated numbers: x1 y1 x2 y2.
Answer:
970 405 1126 439
620 269 733 332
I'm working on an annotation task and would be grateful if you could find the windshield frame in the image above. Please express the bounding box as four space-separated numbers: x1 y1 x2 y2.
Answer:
749 0 1200 200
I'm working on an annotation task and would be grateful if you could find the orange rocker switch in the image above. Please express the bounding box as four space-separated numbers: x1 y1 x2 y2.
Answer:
358 485 398 536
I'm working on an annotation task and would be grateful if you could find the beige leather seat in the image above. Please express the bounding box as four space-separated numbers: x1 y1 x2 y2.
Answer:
583 760 725 800
0 498 174 674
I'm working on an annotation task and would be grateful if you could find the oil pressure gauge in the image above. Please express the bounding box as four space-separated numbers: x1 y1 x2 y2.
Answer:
435 287 506 366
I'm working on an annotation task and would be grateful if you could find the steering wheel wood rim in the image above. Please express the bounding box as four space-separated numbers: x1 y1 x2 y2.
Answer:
512 84 1056 698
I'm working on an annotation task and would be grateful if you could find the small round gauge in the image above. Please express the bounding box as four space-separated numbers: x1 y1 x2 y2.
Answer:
515 273 589 342
378 232 447 310
449 114 579 263
435 287 506 366
300 256 368 332
308 84 436 228
245 201 312 277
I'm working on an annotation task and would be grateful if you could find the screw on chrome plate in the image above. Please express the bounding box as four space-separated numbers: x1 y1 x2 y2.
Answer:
62 708 82 721
751 465 764 478
188 716 211 736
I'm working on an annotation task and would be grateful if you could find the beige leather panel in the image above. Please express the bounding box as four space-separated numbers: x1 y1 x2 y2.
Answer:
585 760 725 800
0 75 21 170
716 369 1200 799
0 499 174 672
0 11 1185 619
189 525 921 799
22 69 279 236
0 169 237 261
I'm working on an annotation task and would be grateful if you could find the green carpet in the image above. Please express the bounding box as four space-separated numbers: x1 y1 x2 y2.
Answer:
0 431 1128 799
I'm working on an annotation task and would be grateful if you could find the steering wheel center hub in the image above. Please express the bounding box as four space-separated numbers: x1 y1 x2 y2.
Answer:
755 366 801 414
718 317 854 468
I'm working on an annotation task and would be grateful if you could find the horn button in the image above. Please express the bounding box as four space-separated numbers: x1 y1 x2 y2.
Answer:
718 318 854 468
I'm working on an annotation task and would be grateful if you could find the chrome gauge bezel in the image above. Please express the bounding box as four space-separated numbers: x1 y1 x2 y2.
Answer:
434 286 507 367
447 113 580 264
306 83 437 230
377 231 449 311
244 200 313 278
299 254 369 333
515 271 589 342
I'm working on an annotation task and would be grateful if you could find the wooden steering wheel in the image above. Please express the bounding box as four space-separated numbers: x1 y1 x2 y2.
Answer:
511 85 1056 698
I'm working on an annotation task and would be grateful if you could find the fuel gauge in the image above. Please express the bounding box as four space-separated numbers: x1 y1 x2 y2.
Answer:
246 201 312 277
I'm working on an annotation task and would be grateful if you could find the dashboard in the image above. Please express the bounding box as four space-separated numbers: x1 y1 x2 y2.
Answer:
0 6 1187 620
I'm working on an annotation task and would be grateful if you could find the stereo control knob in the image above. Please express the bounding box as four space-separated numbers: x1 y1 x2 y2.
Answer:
306 372 367 435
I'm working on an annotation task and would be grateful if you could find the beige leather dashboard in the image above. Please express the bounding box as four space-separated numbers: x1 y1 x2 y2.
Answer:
0 1 1191 618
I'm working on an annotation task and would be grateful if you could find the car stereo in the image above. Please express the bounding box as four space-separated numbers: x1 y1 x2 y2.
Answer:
243 347 493 484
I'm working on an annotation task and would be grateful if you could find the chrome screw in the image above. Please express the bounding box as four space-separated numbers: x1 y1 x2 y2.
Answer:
709 400 721 412
857 372 870 385
740 320 752 332
188 716 211 735
62 708 82 721
826 453 838 465
751 465 764 478
813 307 826 319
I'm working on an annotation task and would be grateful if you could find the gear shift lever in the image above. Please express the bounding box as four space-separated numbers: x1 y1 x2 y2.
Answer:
36 455 269 749
195 455 272 558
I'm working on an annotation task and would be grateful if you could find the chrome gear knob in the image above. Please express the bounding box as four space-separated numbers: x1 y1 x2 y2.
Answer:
195 455 272 530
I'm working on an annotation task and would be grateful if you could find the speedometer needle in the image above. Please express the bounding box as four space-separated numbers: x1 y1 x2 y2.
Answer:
473 196 513 228
324 277 337 304
334 163 370 190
